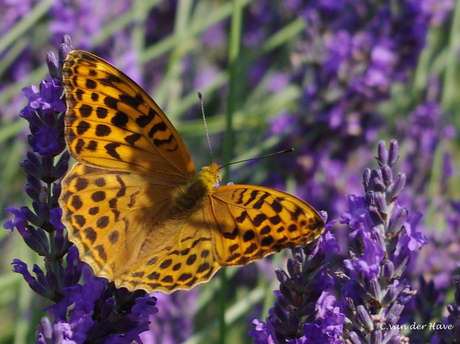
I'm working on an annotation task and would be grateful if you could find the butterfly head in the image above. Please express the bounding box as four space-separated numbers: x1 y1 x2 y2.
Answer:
200 162 222 188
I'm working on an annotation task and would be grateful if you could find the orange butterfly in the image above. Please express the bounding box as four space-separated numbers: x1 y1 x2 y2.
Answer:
59 50 325 293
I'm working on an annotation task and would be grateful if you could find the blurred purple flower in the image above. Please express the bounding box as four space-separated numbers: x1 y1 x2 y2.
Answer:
202 21 227 48
49 1 128 49
0 0 37 33
140 290 196 344
268 112 297 135
421 0 455 26
396 99 459 310
251 0 454 225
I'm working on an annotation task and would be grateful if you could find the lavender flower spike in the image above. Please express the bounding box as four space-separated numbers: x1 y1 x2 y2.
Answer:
250 217 343 343
251 139 428 343
339 140 427 343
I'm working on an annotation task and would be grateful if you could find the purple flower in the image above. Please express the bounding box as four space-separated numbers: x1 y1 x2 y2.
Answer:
33 125 62 157
350 228 385 279
302 292 345 343
249 218 339 343
432 276 460 343
12 259 54 299
250 319 277 344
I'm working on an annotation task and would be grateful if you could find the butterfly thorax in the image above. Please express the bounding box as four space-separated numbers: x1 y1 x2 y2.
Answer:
171 162 222 213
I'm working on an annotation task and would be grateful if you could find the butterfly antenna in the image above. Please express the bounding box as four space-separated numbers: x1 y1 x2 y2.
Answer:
198 92 213 164
221 148 294 169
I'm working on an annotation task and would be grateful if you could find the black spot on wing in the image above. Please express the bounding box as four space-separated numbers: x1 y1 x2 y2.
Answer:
261 235 274 247
96 107 108 118
244 190 258 206
75 178 89 191
95 124 111 137
153 134 176 150
119 94 140 108
125 133 142 146
104 96 118 109
79 105 92 118
160 259 172 269
186 254 197 266
243 230 255 242
136 108 156 128
91 191 106 202
76 121 90 135
95 178 106 187
253 192 270 209
147 271 160 280
178 273 193 281
253 214 267 227
105 143 121 160
147 121 167 138
100 74 122 87
74 215 86 227
71 195 83 210
95 245 107 262
83 227 97 244
235 211 248 223
270 198 283 213
86 79 97 89
75 89 84 101
96 216 109 229
87 140 97 151
112 112 129 127
108 230 119 244
222 227 239 240
75 139 85 154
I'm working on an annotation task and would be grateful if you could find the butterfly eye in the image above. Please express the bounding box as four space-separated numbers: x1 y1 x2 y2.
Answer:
211 172 222 188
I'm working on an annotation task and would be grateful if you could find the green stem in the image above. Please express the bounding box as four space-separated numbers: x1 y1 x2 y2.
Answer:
47 179 61 291
220 0 243 343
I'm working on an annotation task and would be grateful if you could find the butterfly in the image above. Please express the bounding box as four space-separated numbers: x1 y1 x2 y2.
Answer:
58 50 325 294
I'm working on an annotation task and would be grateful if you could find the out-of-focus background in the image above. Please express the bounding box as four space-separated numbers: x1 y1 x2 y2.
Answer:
0 1 459 343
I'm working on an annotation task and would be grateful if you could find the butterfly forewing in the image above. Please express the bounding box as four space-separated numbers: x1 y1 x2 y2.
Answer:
62 50 195 180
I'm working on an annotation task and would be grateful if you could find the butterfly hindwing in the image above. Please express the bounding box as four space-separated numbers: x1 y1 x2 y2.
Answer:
112 208 221 293
206 184 325 266
60 163 172 280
